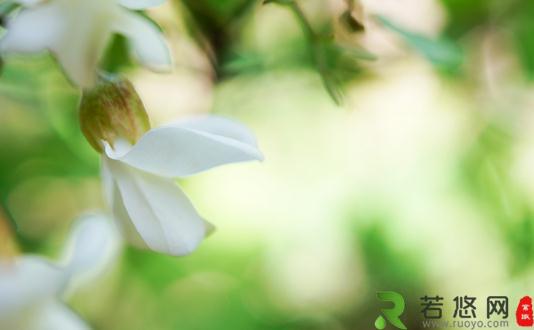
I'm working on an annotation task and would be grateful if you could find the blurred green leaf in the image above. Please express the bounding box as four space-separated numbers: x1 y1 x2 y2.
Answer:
507 213 534 274
180 0 257 71
332 43 377 61
509 1 534 80
0 0 18 26
222 52 265 74
264 1 371 105
459 124 514 215
440 0 491 38
377 15 463 71
312 40 371 105
458 123 534 274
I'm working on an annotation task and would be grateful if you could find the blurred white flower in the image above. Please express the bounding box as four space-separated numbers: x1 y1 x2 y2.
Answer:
0 214 120 330
0 0 171 87
101 115 263 256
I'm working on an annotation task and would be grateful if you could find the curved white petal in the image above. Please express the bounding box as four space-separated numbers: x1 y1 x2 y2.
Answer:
113 10 171 72
50 7 114 88
2 0 116 87
0 3 63 53
101 158 115 207
111 179 150 250
104 116 263 178
178 116 261 147
0 257 64 321
36 301 90 330
61 214 120 291
104 157 214 250
103 156 153 250
119 0 165 10
2 0 169 87
106 157 206 256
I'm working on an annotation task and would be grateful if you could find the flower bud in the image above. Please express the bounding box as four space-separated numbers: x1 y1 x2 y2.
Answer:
79 75 150 153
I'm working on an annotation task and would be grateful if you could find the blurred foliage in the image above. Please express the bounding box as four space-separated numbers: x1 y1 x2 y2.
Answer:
377 16 463 72
441 0 534 79
0 1 18 26
0 56 98 249
261 0 373 104
180 0 257 68
459 123 534 275
340 220 428 330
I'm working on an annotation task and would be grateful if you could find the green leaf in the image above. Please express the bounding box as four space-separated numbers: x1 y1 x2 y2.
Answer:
222 52 264 74
377 15 463 71
0 0 18 26
510 2 534 80
334 43 377 61
0 0 17 15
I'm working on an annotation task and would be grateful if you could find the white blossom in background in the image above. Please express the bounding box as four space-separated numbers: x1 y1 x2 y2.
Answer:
0 214 120 330
0 0 171 87
101 116 263 256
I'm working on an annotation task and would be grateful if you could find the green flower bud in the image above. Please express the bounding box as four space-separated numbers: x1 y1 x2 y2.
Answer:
79 75 150 153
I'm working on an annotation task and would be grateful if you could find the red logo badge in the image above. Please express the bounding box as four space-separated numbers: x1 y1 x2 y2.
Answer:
516 296 534 327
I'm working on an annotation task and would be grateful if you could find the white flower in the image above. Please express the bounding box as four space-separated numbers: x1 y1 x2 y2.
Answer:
101 115 263 256
0 214 120 330
0 0 171 87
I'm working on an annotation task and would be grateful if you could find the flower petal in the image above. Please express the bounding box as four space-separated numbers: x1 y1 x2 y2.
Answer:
36 301 90 330
113 10 171 72
118 0 165 10
111 180 150 250
0 257 64 321
60 214 120 290
104 116 263 177
1 0 117 87
101 158 115 206
104 158 214 249
49 11 113 88
105 157 206 256
0 3 63 53
103 156 159 250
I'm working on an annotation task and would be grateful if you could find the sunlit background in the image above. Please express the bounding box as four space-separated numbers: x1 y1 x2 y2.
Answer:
1 0 534 329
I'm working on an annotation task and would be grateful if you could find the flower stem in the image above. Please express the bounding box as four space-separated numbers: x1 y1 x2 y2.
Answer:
286 2 343 104
287 1 316 41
